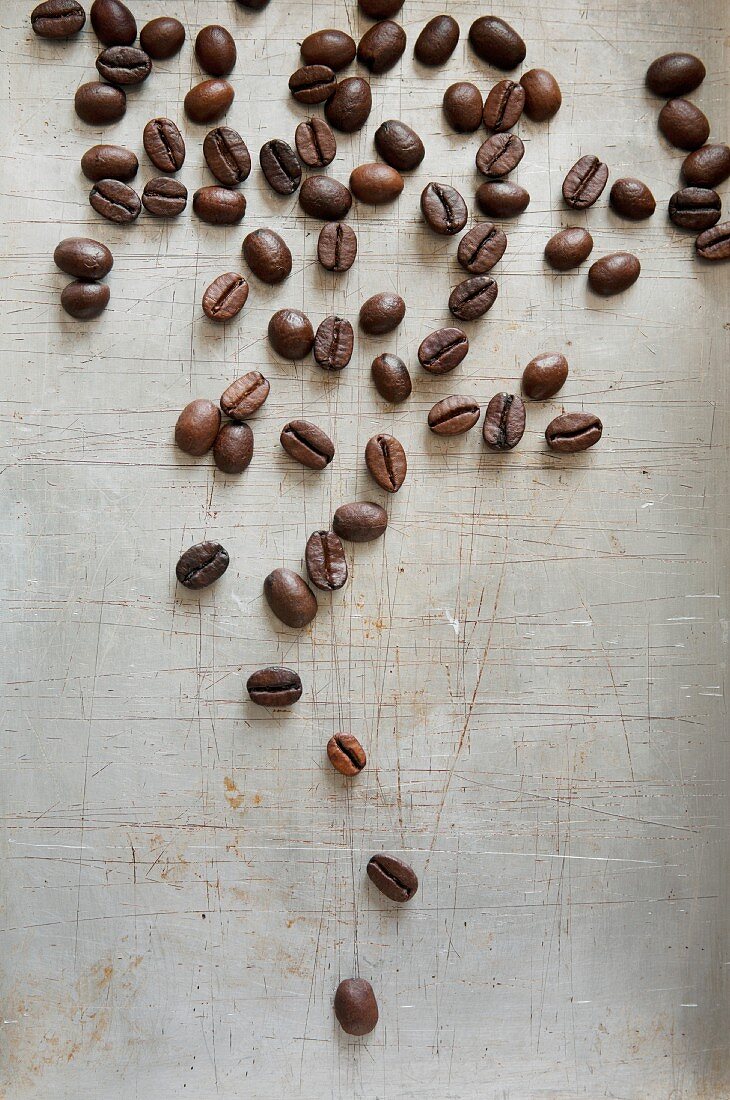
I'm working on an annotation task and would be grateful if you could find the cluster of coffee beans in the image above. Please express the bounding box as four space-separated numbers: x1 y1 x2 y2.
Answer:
53 236 114 318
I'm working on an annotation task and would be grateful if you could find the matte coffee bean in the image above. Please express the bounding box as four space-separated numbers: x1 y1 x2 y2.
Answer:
54 237 113 280
202 273 249 321
476 133 524 178
522 353 569 399
314 316 354 370
476 181 530 218
443 82 483 132
646 53 705 97
32 0 85 38
327 733 365 775
299 176 352 221
60 281 110 320
350 163 404 204
96 46 152 86
482 79 525 131
318 223 357 271
658 99 710 151
236 0 271 9
334 979 378 1037
306 531 348 591
193 186 246 225
520 69 562 121
176 541 229 589
418 328 469 374
449 276 498 321
682 144 730 188
325 77 372 133
421 182 468 235
243 229 292 284
143 118 185 172
184 80 234 124
268 310 315 359
668 187 721 231
213 422 253 474
289 65 337 104
333 502 388 543
371 354 411 403
196 25 236 77
295 117 336 168
365 433 407 492
89 179 141 223
90 0 134 45
482 392 525 450
220 371 270 420
609 178 655 220
414 15 460 66
142 177 188 217
175 399 221 456
75 82 126 125
280 420 335 470
360 292 405 335
367 855 418 902
247 667 302 708
588 252 640 295
264 569 318 628
260 140 301 195
545 412 602 453
204 127 251 186
374 120 424 171
358 20 406 73
469 15 525 70
140 17 185 60
696 222 730 261
544 226 593 270
359 0 402 17
428 395 480 436
562 155 609 209
301 29 356 71
458 223 507 273
81 144 138 182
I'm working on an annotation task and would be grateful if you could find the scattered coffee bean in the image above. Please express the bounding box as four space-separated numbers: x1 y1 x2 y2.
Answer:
280 420 335 469
325 77 372 132
365 433 407 492
476 180 529 218
176 541 229 589
449 275 498 321
520 69 562 121
367 855 418 902
374 120 425 171
213 422 253 474
247 666 302 707
588 252 640 295
314 316 354 370
414 14 460 66
482 79 525 131
334 979 378 1037
609 177 655 220
196 25 237 77
142 177 188 216
268 309 315 359
469 15 525 69
175 399 221 456
193 186 246 225
143 118 185 173
140 17 185 60
32 0 85 38
264 568 318 628
360 292 405 335
545 412 602 453
260 140 301 195
696 221 730 261
289 64 337 104
184 79 234 124
237 0 271 7
318 223 358 271
482 392 526 450
327 733 365 775
476 133 524 178
243 229 292 284
89 178 141 224
421 182 468 234
562 155 609 209
522 353 569 399
299 176 352 220
458 223 507 274
203 126 251 186
646 52 705 97
301 29 356 71
350 163 404 204
682 144 730 188
658 98 710 151
220 371 270 419
418 327 469 374
202 272 249 321
333 502 388 543
306 531 348 591
358 20 406 73
54 237 113 280
295 117 336 168
668 187 721 231
75 82 126 125
90 0 134 45
96 46 152 86
81 144 138 182
428 395 480 436
443 82 483 132
544 226 593 270
359 0 402 17
61 281 110 320
371 354 411 402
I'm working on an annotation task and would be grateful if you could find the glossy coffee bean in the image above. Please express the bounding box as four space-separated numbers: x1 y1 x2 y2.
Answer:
318 223 357 271
81 144 138 182
260 140 301 195
203 127 251 186
563 155 609 208
476 133 524 178
202 273 249 321
213 422 253 474
476 180 529 218
175 399 220 456
682 144 730 188
32 0 85 38
358 20 406 73
220 371 270 420
449 276 498 321
299 176 352 221
289 64 337 104
421 182 468 234
193 186 246 225
668 187 721 230
89 179 141 223
142 177 188 216
646 53 705 97
365 433 407 492
333 502 388 543
359 0 402 17
418 327 469 374
350 163 404 204
196 25 236 77
280 420 335 469
143 118 185 172
522 353 569 399
334 979 378 1037
544 226 593 270
140 17 185 60
327 733 365 775
443 82 483 132
371 354 411 403
325 77 372 133
54 237 113 280
458 223 507 273
658 99 710 151
545 412 602 453
360 292 405 335
482 392 525 450
482 79 524 131
90 0 134 45
520 69 562 121
184 80 234 124
469 15 525 69
295 117 336 168
374 120 424 171
314 316 354 370
268 310 314 359
306 531 348 591
176 541 229 589
414 14 459 66
264 568 318 628
60 281 110 320
428 395 480 436
243 229 291 284
588 252 640 295
75 82 126 125
247 667 302 708
96 46 152 86
367 855 418 902
301 29 356 70
696 222 730 261
609 178 655 220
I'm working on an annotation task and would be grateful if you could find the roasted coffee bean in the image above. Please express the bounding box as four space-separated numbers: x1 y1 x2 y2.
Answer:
90 0 134 45
60 281 110 320
522 353 569 399
449 276 498 321
696 222 730 261
301 29 356 71
280 420 335 469
143 118 185 172
193 186 246 225
202 273 249 321
350 163 404 204
457 223 507 274
334 979 378 1036
520 69 562 121
299 176 352 220
658 98 710 151
476 180 530 218
545 412 602 453
482 392 525 450
220 371 270 420
358 20 406 73
371 354 411 402
482 79 525 131
333 502 388 543
184 80 234 124
142 177 188 216
360 292 405 335
414 14 459 66
428 395 480 436
196 25 236 77
318 223 357 271
367 855 418 902
54 237 113 280
646 52 706 97
668 187 721 231
96 46 152 86
264 568 318 628
421 182 468 234
327 733 365 775
562 155 609 209
175 399 221 456
588 252 640 295
295 117 336 168
268 310 315 359
476 133 524 178
365 433 407 492
236 0 270 9
418 327 469 374
247 667 302 707
140 16 185 60
682 144 730 188
325 77 372 133
213 422 253 474
359 0 402 17
243 229 292 284
176 541 229 589
314 316 354 370
443 82 483 132
544 226 593 270
289 64 337 104
81 144 138 182
32 0 85 38
89 178 141 223
260 140 301 195
374 120 424 172
306 531 348 591
609 178 655 220
469 15 525 69
203 126 251 186
75 82 126 125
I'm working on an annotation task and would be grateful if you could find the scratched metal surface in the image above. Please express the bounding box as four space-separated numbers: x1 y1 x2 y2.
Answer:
1 0 729 1096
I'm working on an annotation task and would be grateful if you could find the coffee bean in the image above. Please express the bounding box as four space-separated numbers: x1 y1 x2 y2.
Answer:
81 144 138 182
609 178 655 220
60 281 110 320
658 99 710 151
295 117 337 168
327 733 365 775
443 82 483 132
371 354 411 403
334 979 378 1037
359 0 402 17
482 392 525 450
90 0 134 45
458 223 507 274
367 855 418 902
588 252 640 295
268 309 315 359
243 229 291 285
213 422 253 474
202 273 249 321
203 126 251 186
75 82 126 125
184 80 234 124
469 15 525 69
247 667 302 707
520 69 562 121
54 237 113 280
522 353 569 399
264 568 318 628
140 17 185 60
89 179 141 224
646 53 705 97
220 371 270 420
544 226 593 270
482 79 525 131
668 187 721 231
196 25 236 77
358 20 406 73
301 29 356 71
421 182 468 234
318 223 357 271
476 133 524 178
374 120 424 171
32 0 85 38
449 275 498 321
306 531 348 591
314 316 354 370
545 412 602 453
96 46 152 86
365 433 407 492
333 502 388 543
360 292 405 335
299 176 352 220
427 395 480 436
143 118 185 172
193 186 246 225
562 155 609 209
414 14 460 66
175 399 221 456
280 420 335 470
325 77 372 133
682 144 730 188
142 177 188 217
350 163 404 204
289 64 337 104
176 541 229 589
418 327 469 374
476 180 530 218
696 221 730 261
260 140 301 195
236 0 270 8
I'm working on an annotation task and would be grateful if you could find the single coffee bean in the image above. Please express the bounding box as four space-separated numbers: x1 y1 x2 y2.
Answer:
264 568 318 629
350 163 404 204
682 144 730 188
588 252 641 295
220 371 270 419
175 399 221 456
314 316 354 370
306 531 348 591
476 180 530 218
202 273 249 321
260 140 301 195
418 327 469 374
295 117 336 168
371 354 411 403
213 422 253 474
280 420 335 470
359 0 402 17
333 502 388 543
414 14 459 66
203 127 251 186
609 178 655 220
96 46 152 86
365 433 407 492
60 281 110 320
89 178 141 224
301 29 356 71
54 237 113 280
482 79 525 131
520 69 562 121
289 64 337 104
176 541 229 589
443 82 483 132
299 176 352 221
696 221 730 261
469 15 525 69
81 144 138 182
522 353 569 399
268 310 315 359
545 411 602 453
334 979 378 1037
325 77 372 133
658 99 710 151
327 733 365 775
562 155 609 209
373 120 424 172
482 392 526 450
142 177 188 217
140 17 185 60
236 0 271 9
318 223 357 271
193 186 246 225
449 275 498 321
184 79 234 124
668 187 721 231
457 223 507 274
75 82 126 125
196 25 237 77
243 229 292 285
427 395 480 436
421 182 468 235
646 53 705 97
360 292 405 335
247 667 302 708
32 0 85 38
476 133 524 178
358 20 406 73
90 0 134 45
143 118 185 172
367 855 418 902
544 226 593 270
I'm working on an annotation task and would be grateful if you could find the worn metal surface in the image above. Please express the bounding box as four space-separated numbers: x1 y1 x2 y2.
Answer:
1 0 729 1096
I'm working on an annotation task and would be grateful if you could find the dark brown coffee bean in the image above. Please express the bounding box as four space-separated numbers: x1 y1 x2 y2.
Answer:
588 252 640 295
482 79 525 131
184 80 234 124
544 226 593 270
482 392 525 450
317 223 357 271
458 223 507 274
32 0 85 38
469 15 525 70
421 182 468 235
295 117 336 168
202 273 249 321
260 140 301 195
143 118 185 172
90 0 134 45
60 281 110 320
562 155 609 209
175 399 221 456
333 502 388 543
682 144 730 188
196 25 237 77
213 422 253 474
696 221 730 261
367 855 418 902
306 531 348 591
268 309 315 359
334 979 378 1036
476 133 524 178
668 187 721 231
371 354 411 403
418 327 469 374
299 176 352 220
658 99 710 151
264 568 318 628
54 237 113 280
280 420 335 470
358 20 406 73
220 371 270 420
360 292 405 335
374 120 424 171
247 667 302 708
96 46 152 86
359 0 402 17
243 229 292 284
428 395 480 436
520 69 562 121
443 82 483 132
140 17 185 60
350 163 404 204
476 180 530 218
301 29 356 71
449 276 498 321
327 733 365 775
325 77 372 133
609 178 655 220
365 433 407 492
289 64 337 104
89 178 141 224
203 127 251 186
142 177 188 216
235 0 271 9
193 186 246 225
414 14 459 66
314 316 354 370
75 82 126 125
522 353 569 399
545 412 602 453
176 541 229 589
81 144 138 182
646 53 705 97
